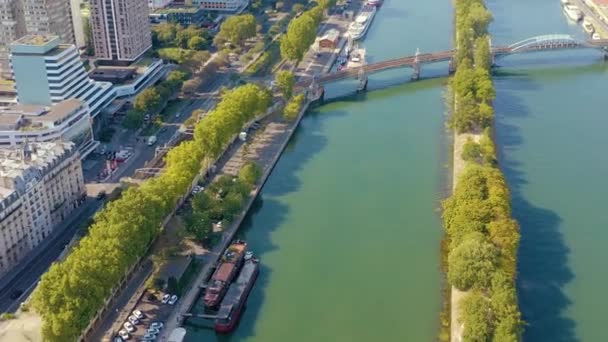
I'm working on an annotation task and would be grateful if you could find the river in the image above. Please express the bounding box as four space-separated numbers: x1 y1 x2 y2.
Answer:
184 0 452 340
488 0 608 340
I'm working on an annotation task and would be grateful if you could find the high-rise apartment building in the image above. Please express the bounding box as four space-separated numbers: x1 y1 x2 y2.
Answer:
0 141 84 278
10 35 116 118
0 0 26 78
89 0 152 62
0 0 79 77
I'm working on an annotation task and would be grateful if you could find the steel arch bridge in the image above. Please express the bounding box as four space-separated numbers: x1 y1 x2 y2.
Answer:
495 34 608 55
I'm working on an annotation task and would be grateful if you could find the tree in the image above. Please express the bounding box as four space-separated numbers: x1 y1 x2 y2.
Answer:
217 14 257 46
184 211 213 242
293 3 305 14
275 70 295 99
122 110 144 129
182 79 201 95
448 232 498 290
275 1 284 10
222 192 244 221
461 138 482 163
238 162 262 186
188 36 206 50
460 291 492 341
280 14 317 62
474 35 492 71
153 23 178 47
134 87 162 113
283 94 305 120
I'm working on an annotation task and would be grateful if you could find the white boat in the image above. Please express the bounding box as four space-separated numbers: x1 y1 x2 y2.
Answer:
582 19 595 34
563 4 583 22
592 32 601 40
561 0 569 4
347 6 377 40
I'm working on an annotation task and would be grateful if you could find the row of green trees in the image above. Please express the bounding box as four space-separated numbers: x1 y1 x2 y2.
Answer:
123 70 189 129
449 0 495 133
31 84 272 342
280 0 336 62
185 162 262 244
443 0 523 341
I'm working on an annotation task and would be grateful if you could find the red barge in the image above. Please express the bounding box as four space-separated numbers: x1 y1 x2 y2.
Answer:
204 240 247 308
214 257 260 333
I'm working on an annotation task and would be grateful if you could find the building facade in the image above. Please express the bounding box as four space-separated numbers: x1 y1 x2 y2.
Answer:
192 0 249 11
0 141 84 278
10 35 116 118
0 99 97 158
148 0 173 10
0 0 78 77
89 0 152 62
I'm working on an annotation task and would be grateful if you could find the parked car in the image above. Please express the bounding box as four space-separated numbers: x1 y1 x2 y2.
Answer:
147 327 160 335
142 333 157 341
118 329 130 340
168 295 178 305
132 310 144 319
161 294 170 304
127 315 139 325
123 322 135 333
150 322 164 330
113 337 123 342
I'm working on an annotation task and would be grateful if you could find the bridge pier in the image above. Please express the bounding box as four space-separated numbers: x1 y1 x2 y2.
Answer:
448 58 455 75
411 63 420 81
411 48 421 81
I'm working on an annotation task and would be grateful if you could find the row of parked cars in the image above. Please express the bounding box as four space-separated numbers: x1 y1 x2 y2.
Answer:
116 309 164 341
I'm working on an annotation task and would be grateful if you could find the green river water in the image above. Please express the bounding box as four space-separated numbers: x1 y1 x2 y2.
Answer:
185 0 451 340
185 0 608 340
488 0 608 340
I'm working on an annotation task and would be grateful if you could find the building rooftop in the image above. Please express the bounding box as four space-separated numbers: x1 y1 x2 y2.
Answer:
0 141 78 200
153 6 201 14
12 35 57 46
0 99 86 131
10 35 61 54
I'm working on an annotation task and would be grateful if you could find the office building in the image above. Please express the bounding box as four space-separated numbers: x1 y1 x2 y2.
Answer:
10 35 116 118
0 0 26 78
0 141 84 278
89 0 152 62
193 0 249 11
0 99 97 158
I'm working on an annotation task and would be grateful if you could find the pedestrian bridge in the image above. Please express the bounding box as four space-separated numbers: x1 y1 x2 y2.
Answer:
298 34 608 87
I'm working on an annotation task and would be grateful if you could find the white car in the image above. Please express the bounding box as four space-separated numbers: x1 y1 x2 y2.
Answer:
123 322 135 333
150 322 164 330
127 315 139 325
168 295 178 305
118 329 130 340
132 310 144 320
161 294 170 304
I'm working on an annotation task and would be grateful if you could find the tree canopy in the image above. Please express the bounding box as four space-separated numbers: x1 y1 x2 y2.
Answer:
31 83 272 341
275 70 296 99
216 14 257 46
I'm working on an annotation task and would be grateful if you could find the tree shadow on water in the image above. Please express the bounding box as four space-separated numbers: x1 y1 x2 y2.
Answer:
494 75 577 341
